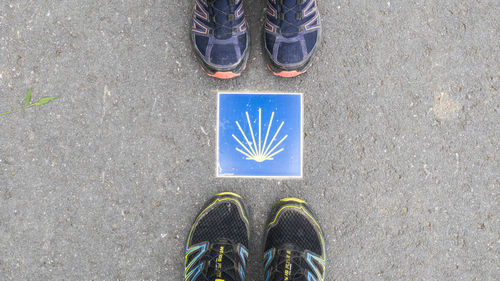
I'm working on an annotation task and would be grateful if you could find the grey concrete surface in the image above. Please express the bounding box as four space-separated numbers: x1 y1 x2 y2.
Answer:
0 0 499 280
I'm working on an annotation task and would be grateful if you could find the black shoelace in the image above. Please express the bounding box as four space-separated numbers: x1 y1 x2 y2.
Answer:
274 0 306 36
198 240 242 281
269 249 309 280
206 0 240 37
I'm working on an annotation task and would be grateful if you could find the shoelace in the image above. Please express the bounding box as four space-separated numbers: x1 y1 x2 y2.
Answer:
198 240 242 281
270 249 308 280
273 0 306 36
206 0 240 37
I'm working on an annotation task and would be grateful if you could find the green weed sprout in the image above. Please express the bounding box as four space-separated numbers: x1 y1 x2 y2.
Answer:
0 89 57 116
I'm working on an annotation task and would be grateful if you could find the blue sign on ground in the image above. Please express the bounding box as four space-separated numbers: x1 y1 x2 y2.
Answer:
217 92 303 178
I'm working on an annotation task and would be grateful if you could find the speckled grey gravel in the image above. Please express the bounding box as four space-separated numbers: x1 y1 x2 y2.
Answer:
0 1 499 280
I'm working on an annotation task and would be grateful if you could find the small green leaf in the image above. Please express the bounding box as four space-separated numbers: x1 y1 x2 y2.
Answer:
25 88 32 105
33 96 57 106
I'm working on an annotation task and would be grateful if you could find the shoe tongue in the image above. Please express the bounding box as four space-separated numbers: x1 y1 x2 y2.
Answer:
207 241 240 281
283 0 299 7
213 0 235 39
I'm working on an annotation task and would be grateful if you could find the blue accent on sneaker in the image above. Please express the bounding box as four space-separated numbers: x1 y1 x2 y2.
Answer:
264 0 321 69
192 0 249 71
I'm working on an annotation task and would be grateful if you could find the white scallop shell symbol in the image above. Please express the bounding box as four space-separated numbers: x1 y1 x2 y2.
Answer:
232 108 288 162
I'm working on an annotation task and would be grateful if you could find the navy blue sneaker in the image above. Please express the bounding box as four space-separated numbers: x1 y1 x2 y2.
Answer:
191 0 250 79
264 0 322 77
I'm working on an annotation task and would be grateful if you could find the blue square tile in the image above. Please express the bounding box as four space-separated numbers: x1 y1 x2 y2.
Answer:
217 92 303 178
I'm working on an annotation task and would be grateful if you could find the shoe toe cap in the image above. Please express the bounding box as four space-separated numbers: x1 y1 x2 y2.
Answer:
265 30 319 66
209 43 240 66
194 34 247 68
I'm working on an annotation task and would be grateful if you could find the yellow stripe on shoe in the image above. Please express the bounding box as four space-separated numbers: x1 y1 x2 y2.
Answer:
280 197 306 204
217 192 242 198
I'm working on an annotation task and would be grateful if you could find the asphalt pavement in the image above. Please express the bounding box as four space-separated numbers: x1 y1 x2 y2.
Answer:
0 0 499 280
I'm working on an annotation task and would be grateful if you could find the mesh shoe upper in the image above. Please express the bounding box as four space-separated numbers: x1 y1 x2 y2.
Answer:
190 201 249 247
192 0 248 68
264 0 321 66
185 194 250 281
265 211 321 254
264 200 326 281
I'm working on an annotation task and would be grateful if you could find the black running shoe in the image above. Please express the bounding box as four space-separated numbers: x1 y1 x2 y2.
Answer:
184 192 250 281
263 198 326 281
